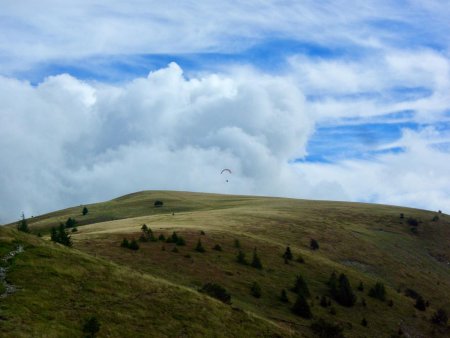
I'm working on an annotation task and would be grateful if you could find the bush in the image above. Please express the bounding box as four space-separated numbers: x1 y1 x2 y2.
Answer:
71 227 78 233
154 200 164 207
280 289 289 303
407 217 419 226
82 207 89 216
282 246 293 260
310 239 319 250
200 283 231 304
292 274 310 297
83 316 100 337
213 244 222 251
357 281 364 291
250 282 262 298
158 234 166 241
432 215 439 222
236 250 247 265
404 288 420 299
415 296 426 311
121 238 129 248
195 239 205 252
361 318 368 327
292 294 312 319
310 318 344 338
176 236 186 246
129 239 139 251
431 308 448 325
65 217 77 228
251 248 262 269
400 213 404 219
200 230 205 235
369 282 386 301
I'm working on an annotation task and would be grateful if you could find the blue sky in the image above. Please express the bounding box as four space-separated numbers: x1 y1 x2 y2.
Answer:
1 1 450 222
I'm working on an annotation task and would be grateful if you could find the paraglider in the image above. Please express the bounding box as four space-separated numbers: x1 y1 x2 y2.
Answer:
221 169 232 182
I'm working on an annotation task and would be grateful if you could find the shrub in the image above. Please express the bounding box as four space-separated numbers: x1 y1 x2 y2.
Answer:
176 236 186 246
415 296 426 311
400 213 404 219
65 217 77 228
361 318 368 327
310 239 319 250
280 289 289 303
200 230 205 235
282 246 293 260
310 318 344 338
213 244 222 251
121 238 130 248
158 234 166 241
369 282 386 301
334 274 356 307
292 294 312 319
388 299 394 307
432 215 439 222
129 239 139 251
404 288 420 299
200 283 231 304
195 239 205 253
71 227 78 233
431 308 448 325
296 256 305 263
83 316 100 337
166 232 178 243
251 248 263 269
292 274 310 297
236 250 247 265
82 207 88 216
407 217 418 226
154 200 163 207
357 281 364 292
250 282 262 298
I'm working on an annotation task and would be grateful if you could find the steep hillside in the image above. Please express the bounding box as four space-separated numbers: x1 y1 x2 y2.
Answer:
4 191 450 337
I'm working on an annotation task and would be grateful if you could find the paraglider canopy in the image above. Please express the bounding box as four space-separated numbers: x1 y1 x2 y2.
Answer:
221 169 232 182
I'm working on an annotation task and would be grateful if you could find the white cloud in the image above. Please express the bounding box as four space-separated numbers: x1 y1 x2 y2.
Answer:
0 63 314 222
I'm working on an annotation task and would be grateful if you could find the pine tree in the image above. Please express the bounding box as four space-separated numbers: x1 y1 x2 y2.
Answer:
292 294 312 319
83 316 100 337
121 238 130 248
251 248 263 269
158 234 166 241
292 274 310 297
82 207 89 216
236 250 247 265
280 289 289 303
65 217 77 228
250 282 262 298
58 223 72 247
129 239 139 250
368 282 386 301
195 239 206 252
310 239 319 250
282 246 293 260
335 274 356 307
415 296 426 311
361 318 368 327
51 227 58 242
328 272 338 299
17 213 30 233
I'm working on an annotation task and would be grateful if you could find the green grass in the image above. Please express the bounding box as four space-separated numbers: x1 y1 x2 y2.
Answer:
2 191 450 337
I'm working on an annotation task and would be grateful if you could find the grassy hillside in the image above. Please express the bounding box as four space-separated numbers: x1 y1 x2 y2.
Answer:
0 226 290 337
3 191 450 337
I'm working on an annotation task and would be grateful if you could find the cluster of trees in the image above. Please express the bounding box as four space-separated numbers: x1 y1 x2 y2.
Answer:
121 238 139 250
236 248 262 269
51 224 72 247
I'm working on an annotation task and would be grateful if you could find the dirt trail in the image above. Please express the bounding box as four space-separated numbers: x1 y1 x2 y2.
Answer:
0 245 23 298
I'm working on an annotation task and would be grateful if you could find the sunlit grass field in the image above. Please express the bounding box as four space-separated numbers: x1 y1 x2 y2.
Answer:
2 191 449 337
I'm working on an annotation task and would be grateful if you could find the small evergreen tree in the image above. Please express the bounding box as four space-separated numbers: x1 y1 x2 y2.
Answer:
292 274 310 297
51 227 58 242
65 217 77 228
335 274 356 307
282 246 293 260
431 308 448 325
310 239 319 250
250 282 262 298
213 244 222 251
280 289 289 303
158 234 166 241
176 236 186 246
236 250 247 265
53 223 72 247
121 238 130 248
357 281 364 292
17 213 30 233
310 318 344 338
328 272 338 299
195 239 205 252
200 283 231 304
292 294 312 319
251 248 263 269
415 296 426 311
82 207 89 216
368 282 386 301
154 200 163 207
83 316 100 337
234 239 240 248
129 239 139 251
361 318 368 327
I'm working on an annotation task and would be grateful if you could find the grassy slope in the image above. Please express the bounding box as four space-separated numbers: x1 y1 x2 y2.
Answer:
0 227 290 338
4 191 450 337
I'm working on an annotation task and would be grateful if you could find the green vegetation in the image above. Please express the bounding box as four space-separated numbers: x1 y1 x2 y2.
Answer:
368 281 386 301
195 239 205 253
250 281 262 298
3 190 450 337
17 213 29 233
250 248 262 269
50 223 72 247
82 206 89 216
291 294 312 318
